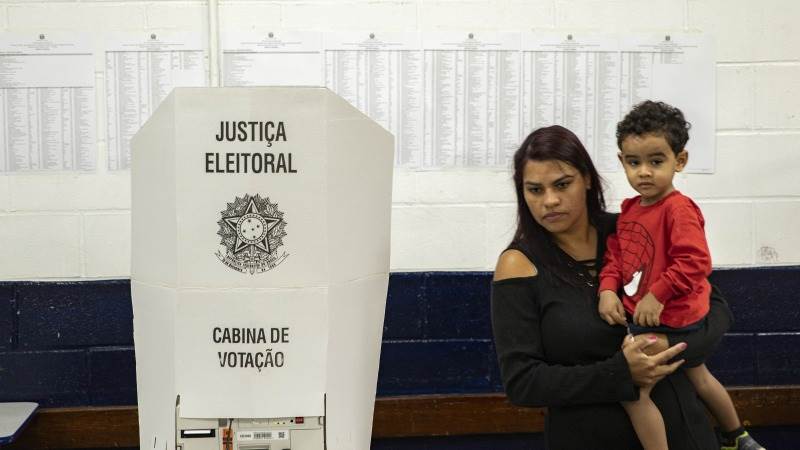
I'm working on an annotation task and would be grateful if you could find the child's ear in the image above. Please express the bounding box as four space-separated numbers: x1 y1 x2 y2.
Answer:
617 152 623 164
675 150 688 172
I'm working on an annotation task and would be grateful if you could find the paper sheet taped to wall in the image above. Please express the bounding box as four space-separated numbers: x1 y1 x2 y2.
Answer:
222 31 324 88
0 33 95 172
0 31 713 173
105 32 207 170
220 31 715 173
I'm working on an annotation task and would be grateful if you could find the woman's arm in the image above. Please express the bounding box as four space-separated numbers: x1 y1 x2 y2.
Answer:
666 284 733 364
492 250 690 406
492 250 639 407
491 277 639 407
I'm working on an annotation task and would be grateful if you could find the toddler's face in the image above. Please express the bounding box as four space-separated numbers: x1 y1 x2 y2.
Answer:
618 133 687 206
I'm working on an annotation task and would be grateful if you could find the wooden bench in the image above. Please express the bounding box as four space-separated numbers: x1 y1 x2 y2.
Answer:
5 387 799 448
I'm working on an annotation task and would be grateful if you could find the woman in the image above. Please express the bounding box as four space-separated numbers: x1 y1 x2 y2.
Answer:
491 125 732 449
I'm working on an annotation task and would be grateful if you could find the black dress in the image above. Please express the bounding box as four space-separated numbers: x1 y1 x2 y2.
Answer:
491 212 732 450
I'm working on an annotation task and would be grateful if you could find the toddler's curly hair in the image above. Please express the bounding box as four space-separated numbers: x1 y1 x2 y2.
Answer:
616 100 691 155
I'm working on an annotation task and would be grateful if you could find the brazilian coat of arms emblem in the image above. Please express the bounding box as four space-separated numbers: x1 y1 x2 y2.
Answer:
216 194 288 274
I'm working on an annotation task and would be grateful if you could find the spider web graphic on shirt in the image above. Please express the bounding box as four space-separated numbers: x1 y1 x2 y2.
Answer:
617 221 655 298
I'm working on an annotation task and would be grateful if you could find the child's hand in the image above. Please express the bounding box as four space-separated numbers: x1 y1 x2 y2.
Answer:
598 290 627 326
633 293 664 327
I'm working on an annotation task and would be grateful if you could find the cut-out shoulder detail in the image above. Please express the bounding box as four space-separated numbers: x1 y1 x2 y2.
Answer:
494 249 538 281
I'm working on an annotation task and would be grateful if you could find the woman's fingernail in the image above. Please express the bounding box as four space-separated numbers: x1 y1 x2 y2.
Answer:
648 335 657 341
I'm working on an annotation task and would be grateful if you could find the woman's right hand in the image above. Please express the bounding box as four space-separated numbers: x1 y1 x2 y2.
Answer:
622 334 687 387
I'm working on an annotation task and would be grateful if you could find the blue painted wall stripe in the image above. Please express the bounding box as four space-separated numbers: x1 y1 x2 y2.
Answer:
0 267 798 407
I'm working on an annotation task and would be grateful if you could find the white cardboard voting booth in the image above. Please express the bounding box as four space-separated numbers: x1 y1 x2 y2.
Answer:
131 87 393 450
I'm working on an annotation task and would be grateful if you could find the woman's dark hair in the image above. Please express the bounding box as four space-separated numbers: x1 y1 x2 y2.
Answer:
511 125 606 286
616 100 691 155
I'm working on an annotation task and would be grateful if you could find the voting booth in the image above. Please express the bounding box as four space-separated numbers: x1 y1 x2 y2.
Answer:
130 87 394 450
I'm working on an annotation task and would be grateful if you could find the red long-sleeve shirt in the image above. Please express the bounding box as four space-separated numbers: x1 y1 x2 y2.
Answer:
598 191 711 328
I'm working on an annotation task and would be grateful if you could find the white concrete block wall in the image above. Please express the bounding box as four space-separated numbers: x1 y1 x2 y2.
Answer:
8 174 130 211
146 2 207 30
7 4 147 31
688 0 800 62
696 201 753 266
219 3 281 29
716 65 754 130
755 202 800 265
485 204 517 268
754 65 800 129
83 212 131 277
555 0 685 31
0 177 9 211
419 0 554 30
677 134 799 199
0 0 797 280
494 1 554 30
282 3 417 30
0 214 81 278
390 205 487 270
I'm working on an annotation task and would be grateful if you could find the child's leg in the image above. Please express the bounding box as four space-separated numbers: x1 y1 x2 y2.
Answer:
622 384 668 450
685 364 741 432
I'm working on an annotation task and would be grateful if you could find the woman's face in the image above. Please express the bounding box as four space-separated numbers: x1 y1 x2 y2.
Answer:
522 159 591 236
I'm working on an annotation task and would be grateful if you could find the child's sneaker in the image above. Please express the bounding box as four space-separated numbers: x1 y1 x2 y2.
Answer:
720 431 766 450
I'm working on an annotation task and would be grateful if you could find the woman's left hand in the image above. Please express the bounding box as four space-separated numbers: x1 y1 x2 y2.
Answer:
622 334 686 387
